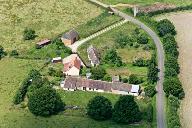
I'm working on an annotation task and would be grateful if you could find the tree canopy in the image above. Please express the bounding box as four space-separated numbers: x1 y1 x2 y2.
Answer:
0 45 6 59
112 95 141 124
87 96 112 120
90 66 106 80
23 28 37 40
144 85 156 97
28 86 65 116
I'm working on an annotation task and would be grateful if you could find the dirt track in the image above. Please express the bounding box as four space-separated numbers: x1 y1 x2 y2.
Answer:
156 12 192 128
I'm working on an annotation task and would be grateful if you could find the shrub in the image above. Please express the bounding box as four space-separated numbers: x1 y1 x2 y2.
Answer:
122 78 128 83
23 28 37 40
102 74 112 82
112 95 141 124
146 104 153 123
0 45 6 60
48 67 63 77
163 77 184 99
137 33 149 44
165 55 180 74
115 33 130 48
103 49 123 67
87 96 112 120
157 19 176 37
28 86 65 116
133 58 149 67
10 50 19 57
165 67 178 78
129 74 143 84
144 85 156 97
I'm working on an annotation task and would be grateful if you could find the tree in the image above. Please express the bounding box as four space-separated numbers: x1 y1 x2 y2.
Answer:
23 28 37 40
165 67 178 78
165 55 180 74
28 86 65 116
0 45 6 59
157 19 176 37
90 66 106 80
10 50 19 57
87 96 112 120
144 85 156 97
112 95 141 124
163 77 184 99
137 34 149 44
147 63 158 84
102 74 112 82
103 49 123 67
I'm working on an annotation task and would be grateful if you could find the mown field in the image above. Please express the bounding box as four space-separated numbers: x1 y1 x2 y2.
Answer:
78 22 153 77
0 0 102 51
99 0 192 6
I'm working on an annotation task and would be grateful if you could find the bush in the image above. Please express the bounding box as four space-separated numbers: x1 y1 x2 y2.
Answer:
13 78 31 104
0 45 6 60
133 58 149 67
115 33 130 48
144 85 156 97
10 50 19 57
48 67 63 77
137 34 149 44
129 74 143 84
165 67 178 78
103 49 123 67
157 19 176 37
163 77 184 99
112 95 141 124
23 28 37 40
165 55 180 74
28 86 65 116
87 96 112 120
122 78 128 83
13 69 41 104
102 74 112 82
146 104 153 123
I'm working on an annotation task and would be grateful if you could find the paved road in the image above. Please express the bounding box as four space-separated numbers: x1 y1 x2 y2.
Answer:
110 7 166 128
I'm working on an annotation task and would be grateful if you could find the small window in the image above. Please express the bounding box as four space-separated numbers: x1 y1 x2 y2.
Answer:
89 88 91 90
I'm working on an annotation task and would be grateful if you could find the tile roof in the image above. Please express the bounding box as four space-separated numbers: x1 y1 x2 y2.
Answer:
63 77 133 93
63 57 81 72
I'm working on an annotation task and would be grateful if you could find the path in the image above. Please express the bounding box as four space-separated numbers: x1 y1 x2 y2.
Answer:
88 1 166 127
69 20 128 52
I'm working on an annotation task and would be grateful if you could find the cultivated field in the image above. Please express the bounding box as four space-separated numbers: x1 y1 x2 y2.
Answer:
0 0 102 51
155 12 192 128
99 0 192 6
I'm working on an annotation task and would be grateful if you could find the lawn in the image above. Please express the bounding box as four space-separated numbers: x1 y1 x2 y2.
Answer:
78 22 153 77
99 0 192 6
0 0 102 51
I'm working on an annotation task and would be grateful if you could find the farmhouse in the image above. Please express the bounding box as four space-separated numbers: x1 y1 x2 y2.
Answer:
63 57 81 76
61 29 79 46
61 76 140 96
63 54 85 67
36 39 51 48
87 45 100 66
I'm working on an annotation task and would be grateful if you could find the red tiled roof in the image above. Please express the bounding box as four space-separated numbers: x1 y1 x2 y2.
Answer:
63 57 81 72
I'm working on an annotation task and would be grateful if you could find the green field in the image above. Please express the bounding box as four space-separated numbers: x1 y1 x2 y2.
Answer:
0 0 102 51
0 58 151 128
78 23 153 77
99 0 192 6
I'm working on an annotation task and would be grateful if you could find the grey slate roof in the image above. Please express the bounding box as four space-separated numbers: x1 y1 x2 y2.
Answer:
87 45 100 65
62 29 79 40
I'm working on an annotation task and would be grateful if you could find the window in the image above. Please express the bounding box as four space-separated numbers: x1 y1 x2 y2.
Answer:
83 87 86 91
89 88 91 90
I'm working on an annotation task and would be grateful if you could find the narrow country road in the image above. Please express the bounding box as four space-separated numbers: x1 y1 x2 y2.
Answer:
110 7 166 128
87 1 166 127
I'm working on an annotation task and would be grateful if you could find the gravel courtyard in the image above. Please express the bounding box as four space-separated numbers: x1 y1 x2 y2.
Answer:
156 12 192 128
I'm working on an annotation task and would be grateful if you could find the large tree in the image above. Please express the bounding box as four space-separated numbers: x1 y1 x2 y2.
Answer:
87 96 112 120
28 86 65 116
163 77 184 99
112 95 141 124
